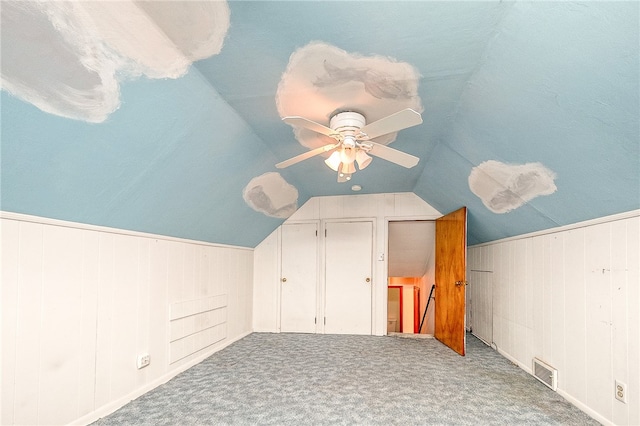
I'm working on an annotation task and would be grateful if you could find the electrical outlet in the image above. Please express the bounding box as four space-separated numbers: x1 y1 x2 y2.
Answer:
615 380 627 403
137 353 150 369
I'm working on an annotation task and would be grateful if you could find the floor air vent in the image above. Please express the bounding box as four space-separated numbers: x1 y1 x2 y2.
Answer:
533 358 557 391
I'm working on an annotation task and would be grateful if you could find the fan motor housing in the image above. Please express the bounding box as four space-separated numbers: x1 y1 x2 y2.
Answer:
330 111 366 132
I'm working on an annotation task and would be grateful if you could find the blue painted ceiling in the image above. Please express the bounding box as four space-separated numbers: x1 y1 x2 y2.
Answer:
1 1 638 247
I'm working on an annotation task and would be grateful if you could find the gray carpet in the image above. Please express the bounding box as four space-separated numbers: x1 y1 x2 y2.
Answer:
92 333 599 425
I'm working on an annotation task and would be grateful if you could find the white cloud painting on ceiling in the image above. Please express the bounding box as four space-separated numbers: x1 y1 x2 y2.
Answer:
0 1 229 123
276 42 423 150
243 173 299 219
468 160 557 214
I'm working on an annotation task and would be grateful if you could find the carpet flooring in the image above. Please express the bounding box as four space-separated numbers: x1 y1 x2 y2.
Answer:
92 333 599 425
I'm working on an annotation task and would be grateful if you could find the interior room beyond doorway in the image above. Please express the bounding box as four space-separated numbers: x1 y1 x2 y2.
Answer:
387 220 436 335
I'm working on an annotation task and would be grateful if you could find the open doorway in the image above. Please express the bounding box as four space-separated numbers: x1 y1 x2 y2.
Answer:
387 221 436 335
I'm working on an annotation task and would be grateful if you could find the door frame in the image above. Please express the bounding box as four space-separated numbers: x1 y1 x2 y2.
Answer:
384 216 439 336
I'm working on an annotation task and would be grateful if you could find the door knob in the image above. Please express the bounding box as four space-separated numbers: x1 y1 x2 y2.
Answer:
282 278 287 282
365 277 371 282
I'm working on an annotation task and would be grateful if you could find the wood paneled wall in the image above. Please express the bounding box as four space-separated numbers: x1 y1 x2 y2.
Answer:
467 212 639 426
1 214 253 426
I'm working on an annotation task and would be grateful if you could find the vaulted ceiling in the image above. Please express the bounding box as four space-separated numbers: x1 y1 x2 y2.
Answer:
2 1 638 247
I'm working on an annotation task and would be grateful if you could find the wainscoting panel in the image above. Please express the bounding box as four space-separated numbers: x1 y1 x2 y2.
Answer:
468 212 639 426
467 244 493 345
1 213 253 426
38 225 88 424
252 228 280 332
170 295 228 363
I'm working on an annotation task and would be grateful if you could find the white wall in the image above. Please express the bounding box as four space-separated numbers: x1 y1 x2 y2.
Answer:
467 211 639 426
1 213 253 426
418 266 435 335
253 192 441 335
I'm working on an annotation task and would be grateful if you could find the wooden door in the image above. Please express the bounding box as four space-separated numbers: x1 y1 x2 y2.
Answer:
281 222 318 333
434 207 467 355
324 221 373 335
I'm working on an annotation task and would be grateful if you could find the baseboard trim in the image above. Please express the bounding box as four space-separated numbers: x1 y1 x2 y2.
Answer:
556 389 612 426
252 327 280 333
494 347 612 426
470 332 492 347
70 331 252 426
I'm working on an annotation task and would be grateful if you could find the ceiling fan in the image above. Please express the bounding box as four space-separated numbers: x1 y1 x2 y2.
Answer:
276 108 422 182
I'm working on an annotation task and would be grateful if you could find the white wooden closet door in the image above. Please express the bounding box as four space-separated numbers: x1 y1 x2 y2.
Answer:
324 221 373 335
280 223 318 333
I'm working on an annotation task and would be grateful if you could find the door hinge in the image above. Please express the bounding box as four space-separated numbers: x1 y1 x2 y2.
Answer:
315 230 318 236
314 317 316 324
324 317 326 325
325 229 327 237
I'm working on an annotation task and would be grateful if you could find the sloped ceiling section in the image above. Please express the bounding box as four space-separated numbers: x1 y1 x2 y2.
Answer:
1 1 638 248
0 1 304 247
412 2 639 244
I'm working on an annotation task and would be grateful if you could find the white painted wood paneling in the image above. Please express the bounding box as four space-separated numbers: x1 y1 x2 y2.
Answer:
585 223 613 419
252 229 280 332
563 229 587 403
468 212 640 426
549 233 566 389
135 238 151 390
530 236 545 367
468 245 493 345
625 217 640 426
1 214 253 426
94 232 115 410
169 295 228 363
229 249 253 338
611 219 630 425
1 219 20 426
13 221 44 426
147 238 169 381
110 234 140 401
540 234 553 366
38 225 84 425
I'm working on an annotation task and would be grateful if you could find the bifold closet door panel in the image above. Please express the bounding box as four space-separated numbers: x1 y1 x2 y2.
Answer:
324 221 373 335
280 222 318 333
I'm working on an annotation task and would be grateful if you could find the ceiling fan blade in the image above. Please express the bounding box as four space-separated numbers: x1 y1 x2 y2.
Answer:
275 143 338 169
367 142 419 169
359 108 422 140
282 116 338 138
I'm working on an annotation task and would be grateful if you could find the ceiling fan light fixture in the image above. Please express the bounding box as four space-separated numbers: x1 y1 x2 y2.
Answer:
340 147 356 165
341 161 356 174
355 150 372 170
342 135 357 147
279 108 423 177
324 151 341 172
